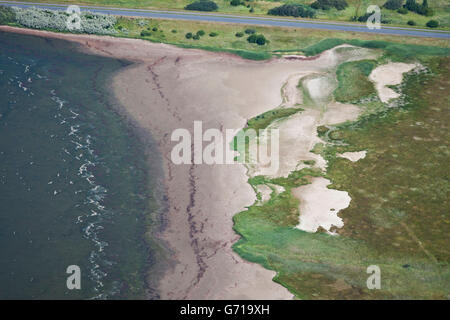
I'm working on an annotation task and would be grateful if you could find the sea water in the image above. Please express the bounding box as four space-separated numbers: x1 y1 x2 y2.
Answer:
0 31 164 299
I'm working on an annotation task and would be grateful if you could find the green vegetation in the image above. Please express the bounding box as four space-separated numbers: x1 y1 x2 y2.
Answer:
247 33 267 45
245 108 303 132
13 0 450 29
0 5 15 24
235 31 244 37
334 60 377 103
383 0 404 10
140 29 151 36
2 5 448 62
268 4 316 18
233 56 450 299
302 38 450 60
311 0 349 11
426 20 439 28
185 0 218 12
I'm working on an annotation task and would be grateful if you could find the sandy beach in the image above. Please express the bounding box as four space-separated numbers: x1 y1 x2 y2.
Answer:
0 26 375 299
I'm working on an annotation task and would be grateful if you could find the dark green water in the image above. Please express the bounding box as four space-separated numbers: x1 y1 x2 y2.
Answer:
0 31 164 299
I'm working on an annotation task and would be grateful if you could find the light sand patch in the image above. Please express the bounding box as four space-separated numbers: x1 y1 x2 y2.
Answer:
255 184 272 204
303 74 336 105
250 109 327 177
293 177 351 234
320 101 361 125
338 151 367 162
369 62 416 103
281 73 308 107
268 183 285 195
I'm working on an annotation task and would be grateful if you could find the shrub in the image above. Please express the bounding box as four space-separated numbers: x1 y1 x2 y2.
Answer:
193 34 200 40
171 29 177 33
230 0 242 6
245 28 256 34
152 27 158 31
383 0 403 10
12 7 117 34
268 4 316 18
185 32 193 39
311 0 348 11
209 31 218 37
196 30 205 36
235 32 244 37
0 5 16 24
407 20 416 25
185 0 218 11
249 7 254 13
426 20 439 28
397 8 408 14
404 0 433 16
140 30 152 37
247 34 267 45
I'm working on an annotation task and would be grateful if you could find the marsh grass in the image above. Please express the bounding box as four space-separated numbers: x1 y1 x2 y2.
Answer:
233 57 450 299
333 59 377 103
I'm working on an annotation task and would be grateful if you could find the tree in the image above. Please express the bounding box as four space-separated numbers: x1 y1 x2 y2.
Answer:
268 4 316 18
311 0 349 10
426 20 439 28
383 0 403 10
185 1 218 12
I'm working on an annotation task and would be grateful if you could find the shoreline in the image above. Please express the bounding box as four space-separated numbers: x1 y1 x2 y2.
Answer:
0 26 374 299
0 26 299 299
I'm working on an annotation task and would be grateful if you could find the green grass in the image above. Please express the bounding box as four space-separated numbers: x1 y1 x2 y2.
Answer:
302 38 450 60
233 56 450 299
245 108 303 132
334 59 377 103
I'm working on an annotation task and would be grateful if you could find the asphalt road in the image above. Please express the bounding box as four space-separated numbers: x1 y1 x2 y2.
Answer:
1 1 449 39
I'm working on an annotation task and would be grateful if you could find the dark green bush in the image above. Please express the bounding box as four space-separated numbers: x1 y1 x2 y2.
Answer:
193 34 200 40
426 20 439 28
140 30 152 37
268 4 316 18
185 0 218 11
407 20 416 25
247 34 267 45
404 0 433 16
245 28 256 34
196 30 205 36
383 0 403 10
185 32 193 39
397 7 408 14
152 27 158 31
171 29 177 33
230 0 242 6
209 31 218 37
311 0 348 11
235 32 244 37
0 5 15 24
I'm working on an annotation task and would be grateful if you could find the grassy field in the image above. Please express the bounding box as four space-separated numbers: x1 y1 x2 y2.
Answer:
233 56 450 299
16 0 450 30
111 16 450 60
333 59 377 103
